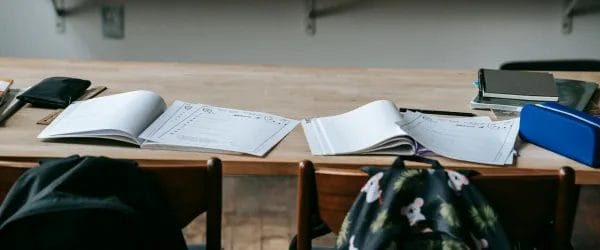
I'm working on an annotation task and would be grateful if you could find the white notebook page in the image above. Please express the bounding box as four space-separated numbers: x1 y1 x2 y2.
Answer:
139 100 299 156
38 90 166 144
302 100 408 155
397 112 519 165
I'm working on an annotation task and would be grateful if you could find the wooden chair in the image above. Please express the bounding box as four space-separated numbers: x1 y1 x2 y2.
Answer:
296 160 578 250
0 158 222 250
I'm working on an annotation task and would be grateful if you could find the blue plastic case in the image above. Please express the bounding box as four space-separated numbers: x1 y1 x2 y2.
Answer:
520 102 600 168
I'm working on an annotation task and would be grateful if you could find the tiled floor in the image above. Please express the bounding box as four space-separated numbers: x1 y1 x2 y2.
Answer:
183 176 309 250
183 176 600 250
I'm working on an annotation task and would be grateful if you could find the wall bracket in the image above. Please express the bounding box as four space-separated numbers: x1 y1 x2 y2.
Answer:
302 0 366 36
562 0 579 34
52 0 68 17
304 0 316 35
52 0 67 33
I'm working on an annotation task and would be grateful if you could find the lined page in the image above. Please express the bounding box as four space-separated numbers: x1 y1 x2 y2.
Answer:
139 100 298 156
397 112 519 165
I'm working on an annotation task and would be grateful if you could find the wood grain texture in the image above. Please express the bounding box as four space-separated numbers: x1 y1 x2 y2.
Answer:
0 57 599 183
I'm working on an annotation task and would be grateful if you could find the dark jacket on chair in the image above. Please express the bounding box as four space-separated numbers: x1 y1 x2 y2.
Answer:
0 155 187 250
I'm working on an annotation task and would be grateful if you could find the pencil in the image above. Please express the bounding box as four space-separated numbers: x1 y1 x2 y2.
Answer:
398 108 477 117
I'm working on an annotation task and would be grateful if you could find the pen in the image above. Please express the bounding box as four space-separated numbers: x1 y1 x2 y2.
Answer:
0 99 26 125
398 108 477 117
0 88 29 125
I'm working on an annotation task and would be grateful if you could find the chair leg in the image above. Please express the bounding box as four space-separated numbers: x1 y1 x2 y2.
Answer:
297 160 316 250
555 167 577 250
206 158 222 250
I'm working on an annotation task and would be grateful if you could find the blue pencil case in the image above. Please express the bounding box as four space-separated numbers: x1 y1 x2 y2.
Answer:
520 102 600 168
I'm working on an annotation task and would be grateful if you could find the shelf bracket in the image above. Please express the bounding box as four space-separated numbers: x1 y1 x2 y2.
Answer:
304 0 316 35
52 0 67 33
562 0 579 34
52 0 68 17
302 0 366 36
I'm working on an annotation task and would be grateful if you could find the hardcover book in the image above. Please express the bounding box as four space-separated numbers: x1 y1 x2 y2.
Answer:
479 69 558 101
471 79 597 112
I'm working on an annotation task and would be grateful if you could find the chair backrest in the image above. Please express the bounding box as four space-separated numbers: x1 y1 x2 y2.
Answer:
296 160 578 250
0 165 28 203
0 158 222 250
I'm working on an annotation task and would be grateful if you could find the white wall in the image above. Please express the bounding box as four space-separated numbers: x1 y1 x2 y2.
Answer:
0 0 599 68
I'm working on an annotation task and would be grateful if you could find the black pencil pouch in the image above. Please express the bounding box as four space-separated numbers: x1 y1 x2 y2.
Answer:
18 77 90 108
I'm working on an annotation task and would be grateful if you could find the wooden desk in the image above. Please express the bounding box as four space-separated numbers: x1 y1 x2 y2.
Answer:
0 57 599 184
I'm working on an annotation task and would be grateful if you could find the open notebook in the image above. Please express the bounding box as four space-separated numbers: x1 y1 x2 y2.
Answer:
38 90 298 156
302 100 415 155
302 100 520 165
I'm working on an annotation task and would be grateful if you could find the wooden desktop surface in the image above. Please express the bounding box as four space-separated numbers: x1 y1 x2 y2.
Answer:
0 57 599 184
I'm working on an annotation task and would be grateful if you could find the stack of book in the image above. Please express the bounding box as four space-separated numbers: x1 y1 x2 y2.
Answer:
470 69 597 112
